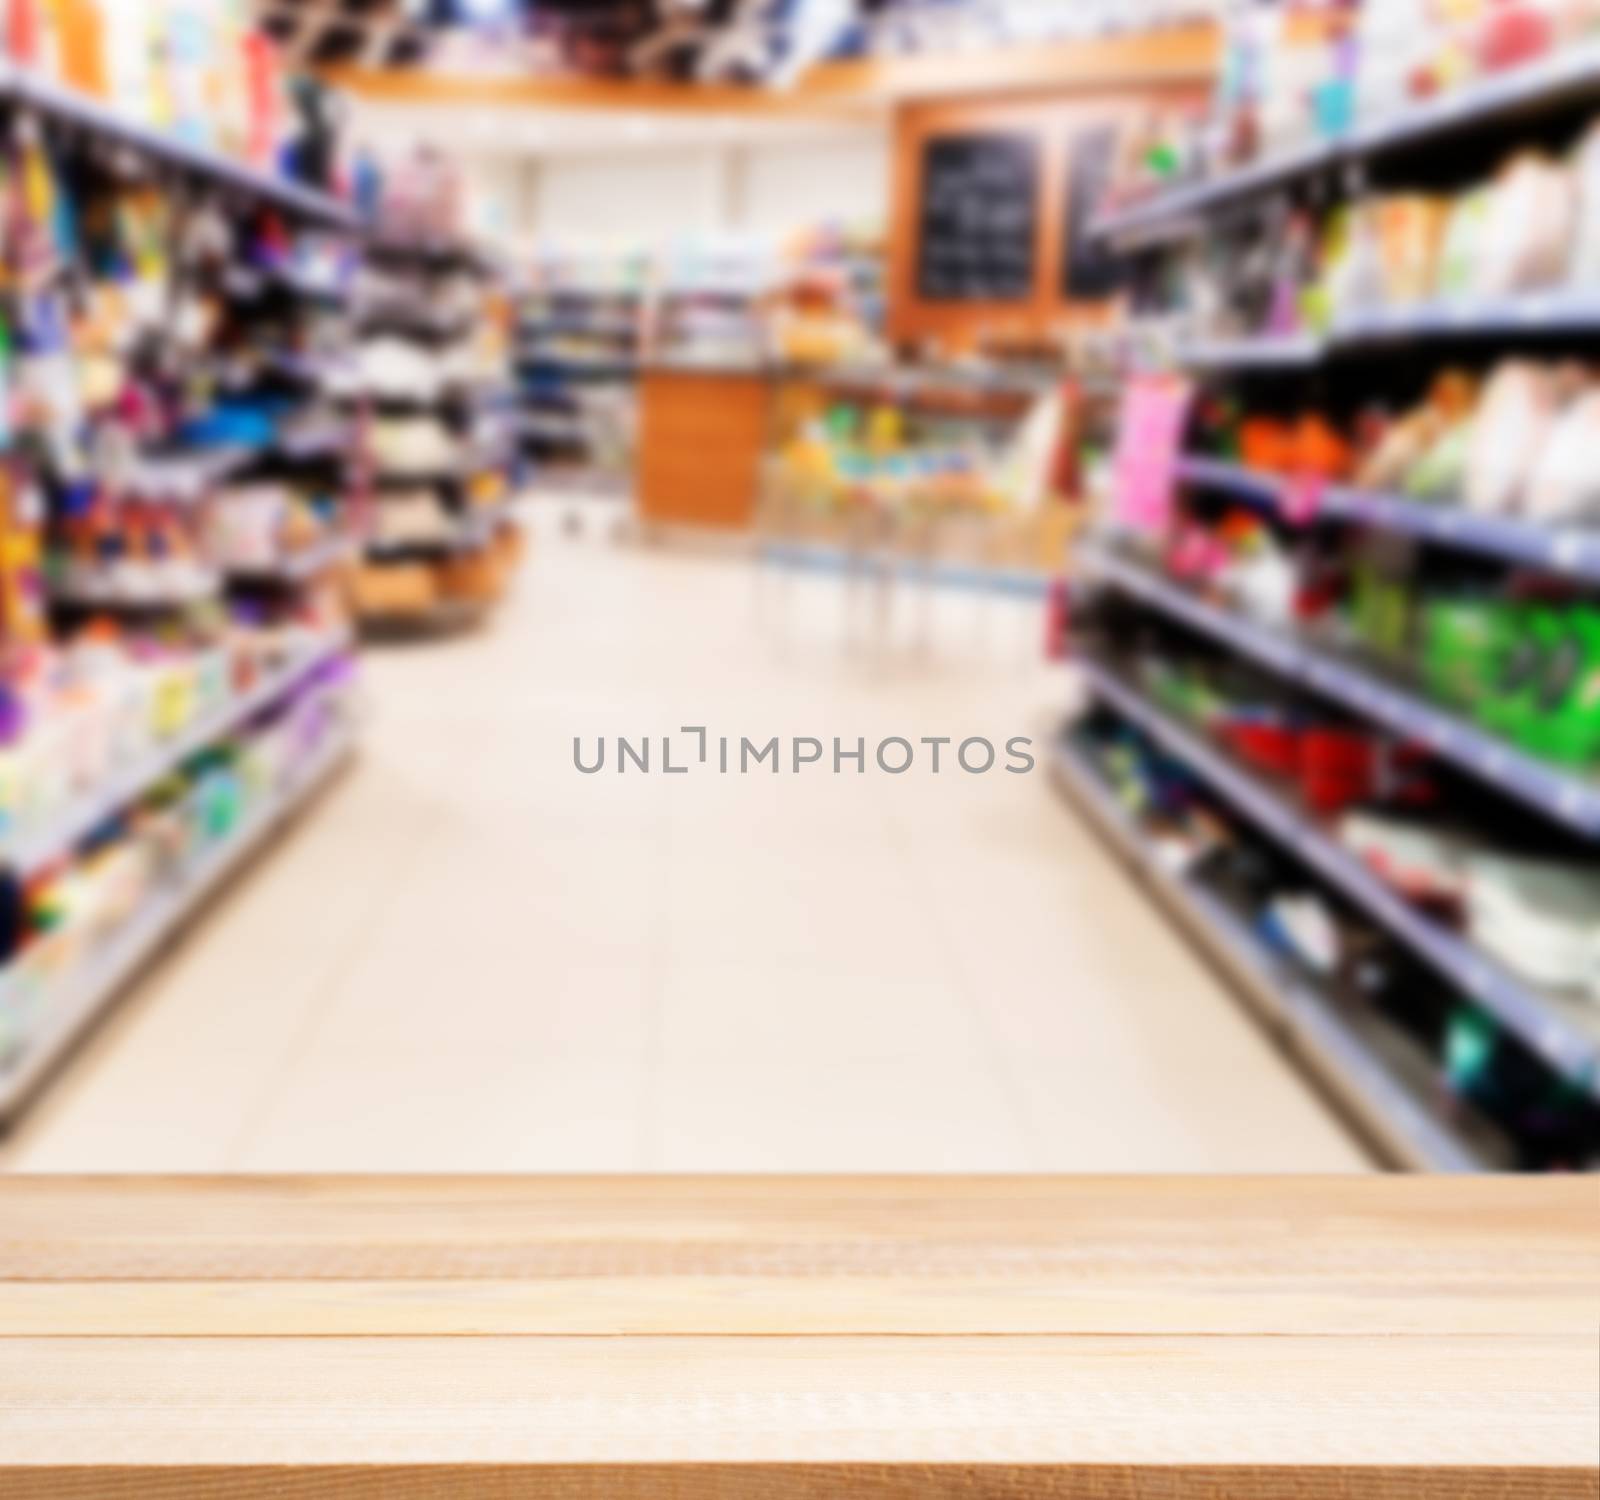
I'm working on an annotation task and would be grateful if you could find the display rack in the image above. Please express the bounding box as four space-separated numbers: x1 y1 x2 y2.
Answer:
1081 543 1600 841
1075 653 1600 1097
1050 730 1499 1170
0 64 366 1121
1179 295 1600 370
0 61 354 229
1070 49 1600 1167
1177 457 1600 584
351 229 522 631
1093 39 1600 244
0 722 356 1122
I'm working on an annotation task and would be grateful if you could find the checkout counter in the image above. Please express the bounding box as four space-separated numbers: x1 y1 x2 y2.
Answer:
635 357 1064 534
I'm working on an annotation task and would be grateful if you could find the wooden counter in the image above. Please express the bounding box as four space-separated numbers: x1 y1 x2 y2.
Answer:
0 1176 1594 1496
637 367 771 530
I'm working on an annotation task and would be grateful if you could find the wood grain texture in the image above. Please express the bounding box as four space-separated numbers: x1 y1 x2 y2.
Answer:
0 1177 1594 1497
636 373 771 530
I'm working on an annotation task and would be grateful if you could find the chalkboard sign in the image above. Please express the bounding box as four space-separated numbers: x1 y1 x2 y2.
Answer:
1062 125 1123 300
916 133 1038 302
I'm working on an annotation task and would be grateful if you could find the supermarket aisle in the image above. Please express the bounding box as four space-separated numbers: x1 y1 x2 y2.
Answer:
0 513 1366 1172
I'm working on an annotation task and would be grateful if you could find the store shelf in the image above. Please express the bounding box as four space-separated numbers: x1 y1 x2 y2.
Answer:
365 231 495 278
225 535 360 587
1050 735 1498 1170
50 573 223 611
1091 40 1600 244
1177 335 1325 370
367 503 512 562
1093 137 1337 243
0 62 356 230
1335 291 1600 342
1348 37 1600 157
519 353 640 379
128 444 264 498
357 596 492 636
0 725 356 1122
224 264 351 308
1 632 352 882
1083 543 1600 840
1179 292 1600 368
274 423 354 464
1076 654 1600 1096
1178 456 1600 581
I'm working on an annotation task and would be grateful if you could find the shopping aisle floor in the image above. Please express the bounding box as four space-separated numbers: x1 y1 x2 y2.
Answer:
0 511 1366 1171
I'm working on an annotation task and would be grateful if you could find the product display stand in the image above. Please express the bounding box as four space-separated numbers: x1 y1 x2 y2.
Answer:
1093 38 1600 245
349 234 523 633
0 69 364 1122
1065 48 1600 1170
517 247 643 496
1050 729 1497 1170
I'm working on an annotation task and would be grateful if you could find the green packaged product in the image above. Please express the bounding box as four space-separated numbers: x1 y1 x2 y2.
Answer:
1420 597 1515 711
1476 603 1552 738
1349 559 1412 662
1515 605 1600 766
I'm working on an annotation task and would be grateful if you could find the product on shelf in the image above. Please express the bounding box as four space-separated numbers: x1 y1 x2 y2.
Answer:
1072 18 1600 1174
1068 708 1600 1169
1194 358 1600 525
0 648 358 1073
1121 97 1600 350
0 50 362 1113
1100 2 1600 214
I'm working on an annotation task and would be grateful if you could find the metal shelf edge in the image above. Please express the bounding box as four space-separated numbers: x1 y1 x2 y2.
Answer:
1082 544 1600 841
1049 734 1490 1170
1073 655 1600 1097
0 729 356 1120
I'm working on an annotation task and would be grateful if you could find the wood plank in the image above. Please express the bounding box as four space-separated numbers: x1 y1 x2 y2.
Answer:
0 1271 1588 1336
0 1334 1591 1471
4 1467 1589 1500
0 1178 1592 1495
0 1175 1588 1276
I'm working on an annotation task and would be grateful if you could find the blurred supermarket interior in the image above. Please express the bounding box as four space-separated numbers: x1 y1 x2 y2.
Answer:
0 0 1598 1174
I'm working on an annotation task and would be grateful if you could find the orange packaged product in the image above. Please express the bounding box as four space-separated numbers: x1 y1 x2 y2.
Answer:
1293 413 1353 480
1376 195 1448 307
1238 417 1296 473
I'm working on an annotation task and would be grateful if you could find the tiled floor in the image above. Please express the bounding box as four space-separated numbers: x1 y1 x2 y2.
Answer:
0 504 1368 1172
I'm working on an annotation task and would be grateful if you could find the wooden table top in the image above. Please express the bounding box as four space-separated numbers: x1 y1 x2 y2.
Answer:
0 1175 1594 1497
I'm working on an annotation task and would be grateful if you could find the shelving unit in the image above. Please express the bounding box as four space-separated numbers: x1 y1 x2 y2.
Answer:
0 61 366 1121
352 229 522 631
1049 731 1500 1170
1075 654 1600 1097
1069 45 1600 1168
0 722 356 1121
1081 543 1600 842
1177 457 1600 583
1178 296 1600 370
1178 335 1325 370
1093 39 1600 244
0 61 355 230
